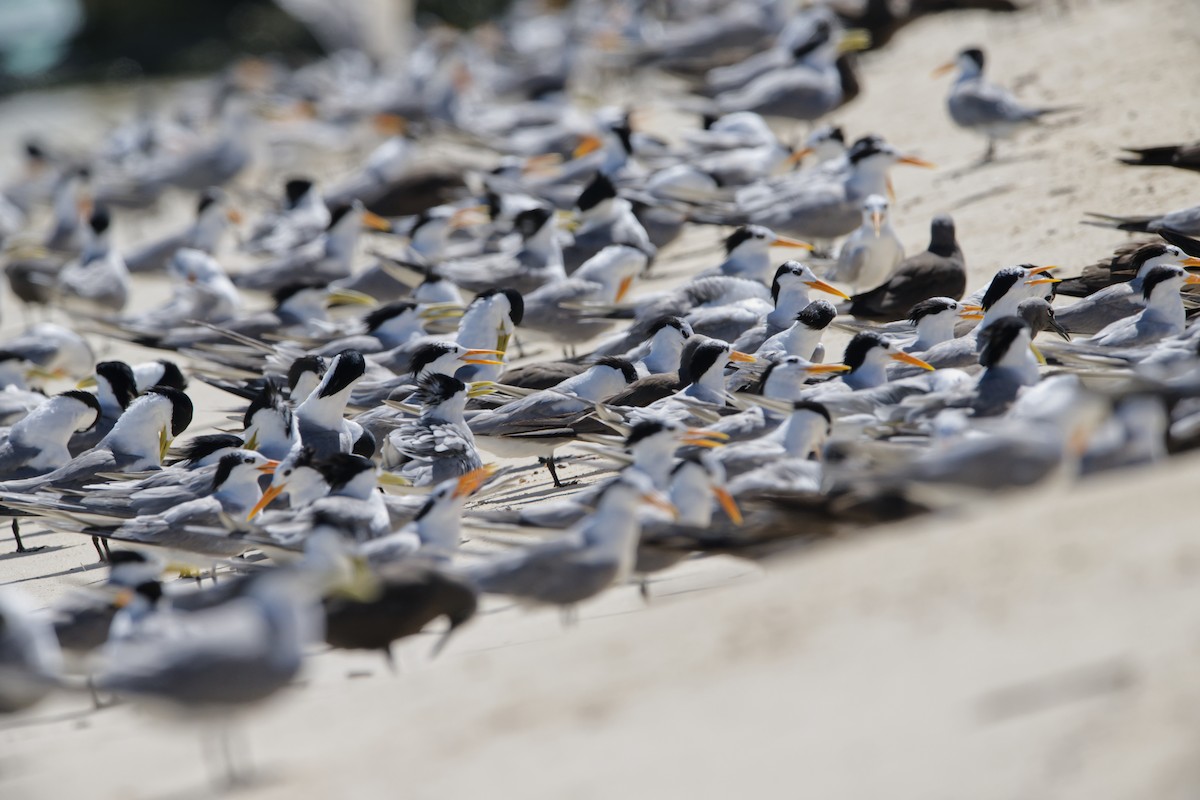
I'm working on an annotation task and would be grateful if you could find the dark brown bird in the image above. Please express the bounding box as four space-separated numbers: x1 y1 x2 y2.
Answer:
323 561 477 669
847 214 965 321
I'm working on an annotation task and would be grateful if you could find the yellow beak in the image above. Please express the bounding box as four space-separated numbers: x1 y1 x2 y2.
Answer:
467 380 498 398
932 61 956 77
1182 257 1200 268
806 363 852 374
226 208 243 224
76 375 97 389
378 471 414 487
1185 274 1200 285
326 288 376 307
158 426 171 462
870 211 883 236
641 491 678 519
898 155 936 169
372 113 407 136
837 28 872 53
256 460 280 474
1030 343 1047 366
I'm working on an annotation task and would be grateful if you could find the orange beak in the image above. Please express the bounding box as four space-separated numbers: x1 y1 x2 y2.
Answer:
728 350 757 364
1183 257 1200 268
682 427 730 448
785 146 813 167
891 352 935 371
771 236 814 251
898 155 936 169
886 175 896 202
805 363 852 374
453 464 497 498
961 303 983 311
958 310 986 320
640 491 678 518
870 211 883 236
448 206 489 229
1185 275 1200 285
713 486 743 525
372 113 407 136
247 483 285 519
361 211 392 232
932 61 956 77
226 208 243 225
256 460 280 474
1027 265 1058 275
460 348 505 366
803 278 851 300
615 273 635 303
573 134 604 158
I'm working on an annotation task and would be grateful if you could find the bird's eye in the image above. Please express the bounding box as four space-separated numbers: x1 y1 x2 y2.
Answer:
284 469 292 476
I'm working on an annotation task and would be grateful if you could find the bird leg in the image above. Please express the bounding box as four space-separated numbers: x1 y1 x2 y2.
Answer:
639 575 652 602
91 535 107 563
540 456 575 488
11 519 44 554
382 645 397 674
984 139 997 164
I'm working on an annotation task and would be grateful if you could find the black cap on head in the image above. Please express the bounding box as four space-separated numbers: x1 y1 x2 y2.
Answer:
576 173 618 212
327 202 353 228
414 372 467 407
960 47 985 70
977 316 1028 368
244 379 288 430
363 301 417 332
514 207 552 239
928 214 957 253
724 226 759 255
89 207 111 235
60 390 102 430
795 299 837 330
593 356 637 384
287 355 326 392
284 178 314 206
153 360 188 391
828 126 845 144
792 400 832 424
980 267 1025 311
907 297 958 324
134 581 164 605
147 385 194 437
679 341 728 386
842 331 888 370
1129 243 1171 271
1142 265 1184 300
847 135 887 164
96 361 138 409
625 419 670 447
177 433 243 465
213 451 261 490
317 351 366 398
196 188 223 214
473 287 524 327
771 261 803 303
314 453 374 492
648 316 690 337
409 342 457 377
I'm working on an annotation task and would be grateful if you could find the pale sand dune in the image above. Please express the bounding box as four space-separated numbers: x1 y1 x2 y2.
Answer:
3 0 1200 796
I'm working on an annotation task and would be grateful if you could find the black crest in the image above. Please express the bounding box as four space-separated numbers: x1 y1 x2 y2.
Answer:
147 385 194 437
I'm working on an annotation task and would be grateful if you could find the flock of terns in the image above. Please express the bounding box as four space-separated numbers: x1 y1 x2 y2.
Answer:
1 0 1199 787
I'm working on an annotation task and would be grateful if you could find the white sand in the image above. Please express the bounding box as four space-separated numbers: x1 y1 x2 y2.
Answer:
3 0 1200 796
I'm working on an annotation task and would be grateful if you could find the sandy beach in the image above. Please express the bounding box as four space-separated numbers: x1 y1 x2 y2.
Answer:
2 0 1200 796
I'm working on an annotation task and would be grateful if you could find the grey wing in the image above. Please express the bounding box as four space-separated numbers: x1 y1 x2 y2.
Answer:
950 82 1040 126
471 542 615 605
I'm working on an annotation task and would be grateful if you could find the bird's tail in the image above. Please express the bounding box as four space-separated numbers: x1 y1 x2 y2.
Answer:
1081 212 1159 234
1118 145 1181 168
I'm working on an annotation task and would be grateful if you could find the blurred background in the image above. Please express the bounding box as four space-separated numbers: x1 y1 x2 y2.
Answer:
0 0 519 94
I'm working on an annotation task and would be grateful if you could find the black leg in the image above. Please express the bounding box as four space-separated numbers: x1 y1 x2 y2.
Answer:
91 535 107 563
382 645 396 674
540 456 575 488
12 519 43 554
